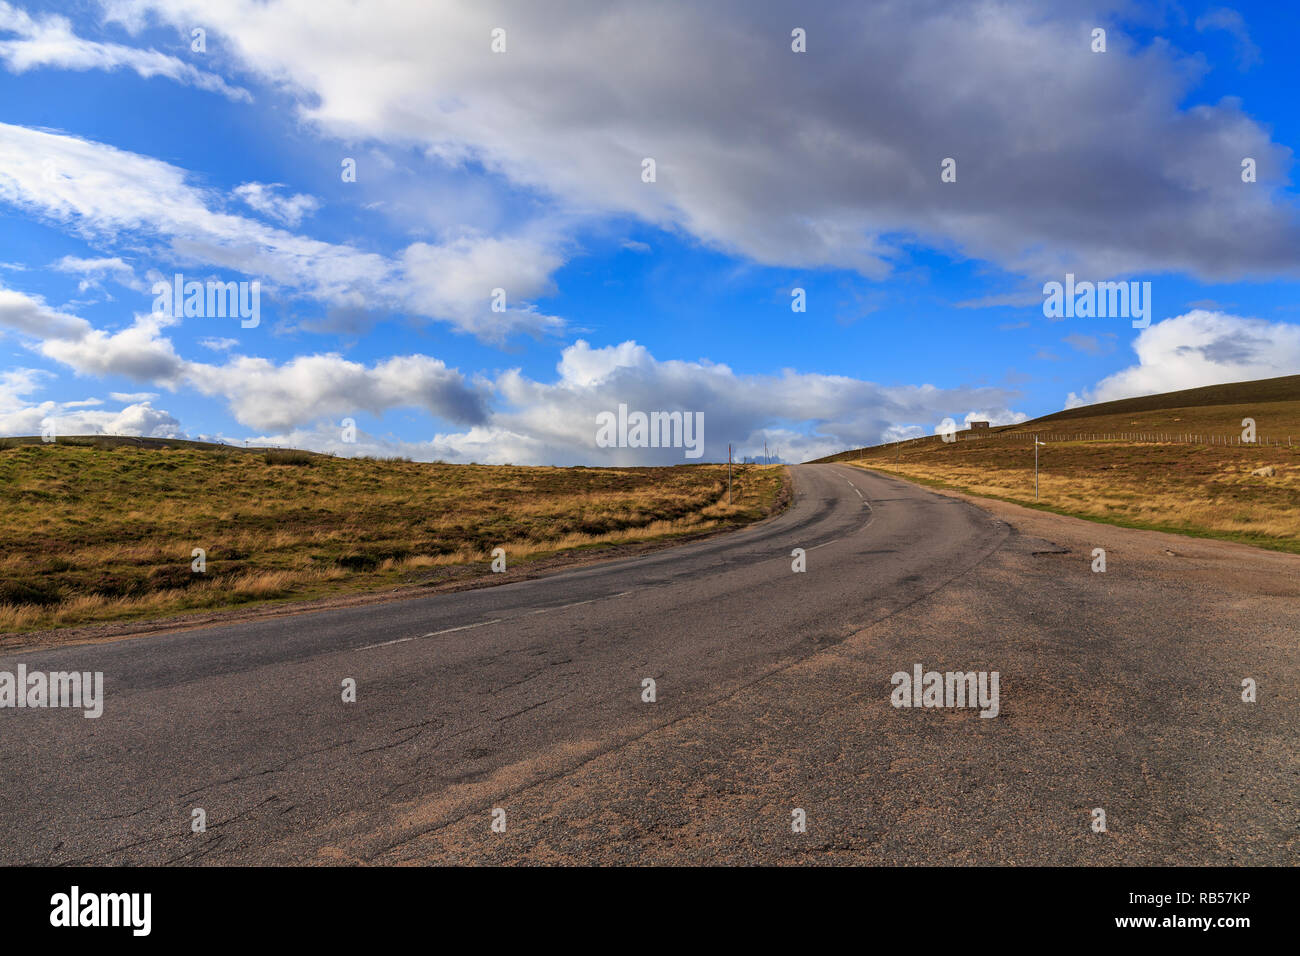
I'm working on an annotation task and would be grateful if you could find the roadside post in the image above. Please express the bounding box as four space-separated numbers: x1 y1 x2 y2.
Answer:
1034 436 1046 500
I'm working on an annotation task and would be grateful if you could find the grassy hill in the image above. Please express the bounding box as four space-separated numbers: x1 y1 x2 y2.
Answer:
1027 373 1300 426
0 439 786 635
816 374 1300 462
817 374 1300 552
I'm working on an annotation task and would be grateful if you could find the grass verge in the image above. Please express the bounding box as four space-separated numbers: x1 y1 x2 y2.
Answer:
849 438 1300 554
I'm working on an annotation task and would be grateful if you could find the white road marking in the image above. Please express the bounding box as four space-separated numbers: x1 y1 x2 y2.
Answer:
359 618 503 651
526 598 596 615
358 589 638 651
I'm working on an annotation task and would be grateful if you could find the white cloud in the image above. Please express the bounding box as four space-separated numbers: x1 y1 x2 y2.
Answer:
422 339 1027 465
0 282 492 431
0 365 184 438
230 422 441 461
0 121 389 297
1 351 177 439
198 336 238 351
233 182 320 227
99 0 1300 282
38 309 186 383
0 286 92 339
183 352 490 432
52 255 132 273
0 121 567 340
1 277 1028 461
398 236 565 341
51 254 142 292
0 1 250 100
1196 7 1261 71
964 409 1027 427
1067 310 1300 407
0 366 45 409
109 390 157 402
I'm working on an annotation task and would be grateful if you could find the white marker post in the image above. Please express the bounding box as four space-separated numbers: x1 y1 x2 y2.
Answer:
1034 436 1046 500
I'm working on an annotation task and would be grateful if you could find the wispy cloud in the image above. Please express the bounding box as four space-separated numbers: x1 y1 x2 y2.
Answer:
233 182 320 228
0 1 250 100
1195 7 1262 71
0 122 566 340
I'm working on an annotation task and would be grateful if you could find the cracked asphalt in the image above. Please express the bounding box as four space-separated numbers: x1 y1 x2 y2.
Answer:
1 464 1296 864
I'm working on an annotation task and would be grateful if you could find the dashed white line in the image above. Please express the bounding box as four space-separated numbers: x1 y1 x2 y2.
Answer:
358 618 503 651
526 598 597 615
358 590 639 651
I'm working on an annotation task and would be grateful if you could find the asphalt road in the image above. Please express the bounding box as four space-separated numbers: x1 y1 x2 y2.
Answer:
1 464 1295 865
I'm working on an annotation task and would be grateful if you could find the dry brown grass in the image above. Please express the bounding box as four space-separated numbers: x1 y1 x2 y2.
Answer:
0 443 786 632
819 375 1300 551
850 437 1300 552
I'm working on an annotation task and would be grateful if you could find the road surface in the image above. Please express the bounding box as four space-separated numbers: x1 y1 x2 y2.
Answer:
1 464 1296 864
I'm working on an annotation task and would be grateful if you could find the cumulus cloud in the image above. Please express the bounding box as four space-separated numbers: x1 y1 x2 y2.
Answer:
100 0 1300 282
0 285 91 339
398 236 565 340
184 353 491 432
0 282 491 431
0 286 100 343
38 309 186 383
964 409 1027 427
0 1 250 100
1066 310 1300 407
422 339 1027 465
0 367 184 437
1 277 1026 462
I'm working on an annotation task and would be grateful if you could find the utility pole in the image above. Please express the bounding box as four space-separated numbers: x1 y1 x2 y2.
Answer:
728 443 732 505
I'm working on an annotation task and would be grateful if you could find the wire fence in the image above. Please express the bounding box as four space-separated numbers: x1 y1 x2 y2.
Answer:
829 429 1296 460
956 431 1292 447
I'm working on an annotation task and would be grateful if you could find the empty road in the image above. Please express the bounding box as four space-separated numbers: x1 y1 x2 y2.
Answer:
1 464 1296 864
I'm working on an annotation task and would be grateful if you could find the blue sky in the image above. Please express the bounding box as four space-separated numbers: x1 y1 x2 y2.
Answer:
1 0 1299 464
